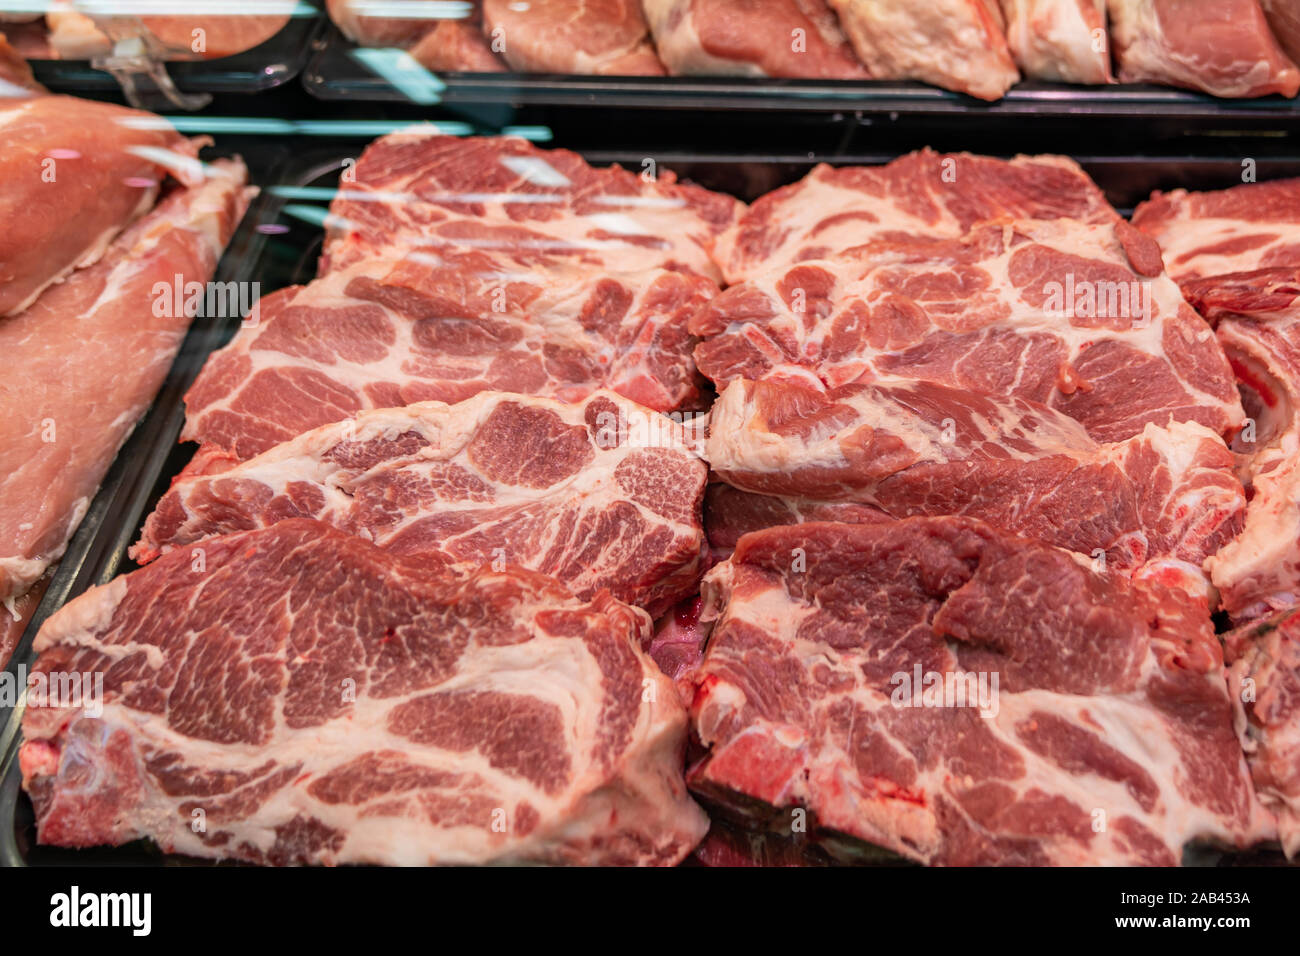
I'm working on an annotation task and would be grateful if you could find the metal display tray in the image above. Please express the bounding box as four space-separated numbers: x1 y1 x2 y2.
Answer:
3 142 1298 866
303 23 1300 123
26 5 324 95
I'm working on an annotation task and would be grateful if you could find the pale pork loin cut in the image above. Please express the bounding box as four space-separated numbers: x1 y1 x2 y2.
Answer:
689 517 1275 865
693 217 1244 444
410 19 505 72
704 378 1244 595
1132 177 1300 282
641 0 868 78
1182 271 1300 620
136 391 707 618
827 0 1020 100
1107 0 1300 98
714 150 1116 284
20 520 706 865
0 162 251 612
180 253 715 469
322 133 742 283
481 0 665 75
0 95 203 315
1000 0 1113 84
1224 607 1300 858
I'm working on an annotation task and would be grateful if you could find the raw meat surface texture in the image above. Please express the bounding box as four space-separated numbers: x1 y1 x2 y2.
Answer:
1225 607 1300 858
138 391 708 618
1000 0 1113 83
642 0 868 78
1263 0 1300 65
1132 177 1300 282
0 160 251 607
1107 0 1300 98
689 517 1275 865
482 0 665 75
705 378 1243 591
323 132 741 283
693 216 1243 444
20 519 706 866
714 150 1117 284
828 0 1020 100
410 16 505 72
0 95 202 315
181 253 716 467
1195 272 1300 619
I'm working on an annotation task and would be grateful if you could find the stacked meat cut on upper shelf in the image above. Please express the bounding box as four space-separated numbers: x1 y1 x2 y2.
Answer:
18 129 1300 866
0 90 251 666
325 0 1300 101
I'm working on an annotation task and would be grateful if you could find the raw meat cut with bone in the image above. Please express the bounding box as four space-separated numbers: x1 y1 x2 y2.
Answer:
1132 177 1300 282
1190 271 1300 620
0 160 251 609
1000 0 1113 84
1224 607 1300 859
714 150 1117 284
642 0 868 78
705 377 1244 594
0 95 203 315
1107 0 1300 98
136 391 708 618
693 216 1244 444
481 0 665 75
690 517 1276 865
322 132 742 283
181 252 716 469
21 519 706 865
827 0 1020 100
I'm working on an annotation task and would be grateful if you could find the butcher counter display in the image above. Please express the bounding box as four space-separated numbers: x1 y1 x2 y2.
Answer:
321 0 1300 101
3 125 1299 867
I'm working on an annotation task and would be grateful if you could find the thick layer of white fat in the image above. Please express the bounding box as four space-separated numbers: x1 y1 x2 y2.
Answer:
1155 210 1300 279
832 0 1017 98
1207 457 1300 593
32 575 129 654
1005 0 1108 83
642 0 770 77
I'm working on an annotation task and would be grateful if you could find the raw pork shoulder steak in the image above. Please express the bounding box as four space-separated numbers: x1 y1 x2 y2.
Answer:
705 378 1244 590
1000 0 1113 84
690 517 1274 865
1225 607 1300 859
642 0 868 78
1132 177 1300 282
180 253 714 467
21 520 706 865
137 391 707 618
714 149 1116 283
1107 0 1300 98
694 217 1244 444
828 0 1020 100
321 133 742 283
481 0 664 75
